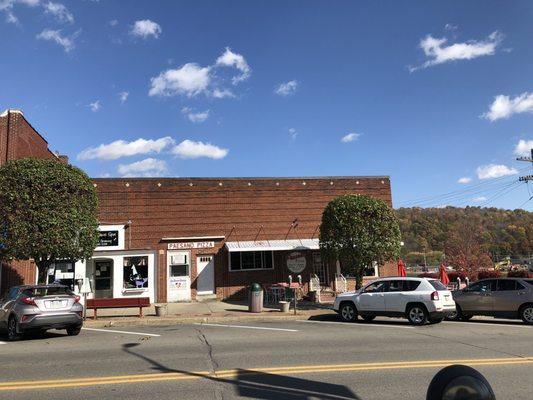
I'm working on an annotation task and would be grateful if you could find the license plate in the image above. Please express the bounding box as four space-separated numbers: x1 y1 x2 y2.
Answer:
444 295 450 300
47 300 66 309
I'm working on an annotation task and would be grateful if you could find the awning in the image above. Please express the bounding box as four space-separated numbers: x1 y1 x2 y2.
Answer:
225 239 319 252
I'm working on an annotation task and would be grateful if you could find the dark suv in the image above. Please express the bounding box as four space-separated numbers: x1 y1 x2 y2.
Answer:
451 278 533 324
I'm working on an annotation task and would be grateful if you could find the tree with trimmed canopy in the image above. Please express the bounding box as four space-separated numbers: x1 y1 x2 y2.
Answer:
0 158 99 284
320 194 402 289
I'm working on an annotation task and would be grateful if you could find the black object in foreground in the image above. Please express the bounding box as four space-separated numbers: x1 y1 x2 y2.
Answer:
427 365 496 400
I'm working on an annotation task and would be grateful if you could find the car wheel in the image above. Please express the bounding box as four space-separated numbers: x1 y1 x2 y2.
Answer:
520 304 533 325
66 326 82 336
361 315 376 322
7 316 20 341
429 317 444 324
407 305 428 325
340 303 357 322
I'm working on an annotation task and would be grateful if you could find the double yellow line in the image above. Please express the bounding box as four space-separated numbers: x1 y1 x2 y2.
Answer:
1 357 532 391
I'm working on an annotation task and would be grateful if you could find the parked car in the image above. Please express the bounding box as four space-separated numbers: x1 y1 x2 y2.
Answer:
450 278 533 324
333 277 456 325
0 285 83 340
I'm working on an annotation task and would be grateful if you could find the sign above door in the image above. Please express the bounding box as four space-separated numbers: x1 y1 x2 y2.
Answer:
168 241 215 250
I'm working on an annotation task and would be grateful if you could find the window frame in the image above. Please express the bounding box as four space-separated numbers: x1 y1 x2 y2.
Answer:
228 250 275 272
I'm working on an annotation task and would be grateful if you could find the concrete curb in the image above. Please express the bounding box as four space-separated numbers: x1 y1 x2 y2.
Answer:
83 311 337 328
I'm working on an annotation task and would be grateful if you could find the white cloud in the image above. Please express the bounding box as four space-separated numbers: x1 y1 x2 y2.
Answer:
181 107 209 123
118 158 167 177
472 196 487 202
411 31 502 71
1 0 39 24
457 177 472 184
149 48 249 99
119 91 129 104
130 19 161 39
149 63 211 97
288 128 298 140
476 164 518 179
483 93 533 121
215 47 251 84
43 2 73 24
212 88 235 98
36 28 78 52
341 132 361 143
88 100 101 112
514 139 533 157
109 19 118 26
275 80 298 96
171 139 228 160
78 137 174 161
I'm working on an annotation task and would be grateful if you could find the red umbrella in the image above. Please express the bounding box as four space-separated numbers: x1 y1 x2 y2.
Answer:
397 260 407 277
439 264 450 285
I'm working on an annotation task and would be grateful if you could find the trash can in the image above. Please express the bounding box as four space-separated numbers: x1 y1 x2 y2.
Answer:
249 283 263 313
279 301 290 313
154 303 167 317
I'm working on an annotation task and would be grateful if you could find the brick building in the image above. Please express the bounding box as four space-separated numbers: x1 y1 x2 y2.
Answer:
76 177 396 303
0 109 397 302
0 109 67 294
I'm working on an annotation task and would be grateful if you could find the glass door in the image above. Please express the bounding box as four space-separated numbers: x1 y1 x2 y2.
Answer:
94 260 113 298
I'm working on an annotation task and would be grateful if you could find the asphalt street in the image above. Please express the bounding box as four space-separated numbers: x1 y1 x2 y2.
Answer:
0 315 532 399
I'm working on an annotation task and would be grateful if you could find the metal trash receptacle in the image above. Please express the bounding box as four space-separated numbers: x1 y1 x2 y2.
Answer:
249 283 263 313
279 301 290 313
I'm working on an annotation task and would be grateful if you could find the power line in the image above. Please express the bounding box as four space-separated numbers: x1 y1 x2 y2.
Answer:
398 166 530 208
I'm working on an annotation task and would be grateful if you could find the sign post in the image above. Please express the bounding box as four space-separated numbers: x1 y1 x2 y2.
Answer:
80 278 92 321
286 252 307 315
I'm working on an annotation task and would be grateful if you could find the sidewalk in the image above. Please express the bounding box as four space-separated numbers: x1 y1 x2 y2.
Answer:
83 300 336 328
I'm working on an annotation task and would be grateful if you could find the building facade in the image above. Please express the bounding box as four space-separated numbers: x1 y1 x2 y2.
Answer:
0 109 67 294
0 110 397 301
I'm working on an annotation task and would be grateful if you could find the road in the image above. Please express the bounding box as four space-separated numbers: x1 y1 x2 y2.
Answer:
1 315 532 399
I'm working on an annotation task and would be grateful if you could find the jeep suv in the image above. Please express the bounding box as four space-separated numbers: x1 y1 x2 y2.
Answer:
333 277 456 325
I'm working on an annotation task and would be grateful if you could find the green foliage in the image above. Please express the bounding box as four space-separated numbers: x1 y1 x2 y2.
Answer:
320 194 402 288
0 158 99 283
396 207 533 260
404 251 444 266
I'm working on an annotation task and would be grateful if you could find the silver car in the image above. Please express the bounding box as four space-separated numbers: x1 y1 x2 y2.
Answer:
451 278 533 324
0 285 83 340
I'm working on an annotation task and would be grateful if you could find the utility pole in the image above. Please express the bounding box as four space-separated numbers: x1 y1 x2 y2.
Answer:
517 148 533 182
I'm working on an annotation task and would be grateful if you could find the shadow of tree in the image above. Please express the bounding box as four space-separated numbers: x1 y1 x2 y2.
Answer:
122 342 361 399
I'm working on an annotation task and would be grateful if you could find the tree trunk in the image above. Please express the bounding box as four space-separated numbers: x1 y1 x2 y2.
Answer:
36 260 52 284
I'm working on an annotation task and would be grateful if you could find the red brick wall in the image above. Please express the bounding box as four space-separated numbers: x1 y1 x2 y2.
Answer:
0 110 62 294
94 177 394 301
0 110 58 166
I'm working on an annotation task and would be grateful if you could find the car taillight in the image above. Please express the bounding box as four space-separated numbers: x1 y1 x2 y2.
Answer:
430 291 439 301
20 297 36 306
74 295 81 303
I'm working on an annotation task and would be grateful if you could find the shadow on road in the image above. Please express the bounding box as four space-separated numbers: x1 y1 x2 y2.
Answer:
445 318 528 327
306 313 413 326
122 342 361 399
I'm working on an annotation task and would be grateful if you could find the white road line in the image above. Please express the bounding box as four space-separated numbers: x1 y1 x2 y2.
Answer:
298 320 414 329
194 323 298 332
82 327 161 337
443 321 532 329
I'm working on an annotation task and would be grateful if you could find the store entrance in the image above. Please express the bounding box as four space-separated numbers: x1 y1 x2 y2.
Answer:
94 260 113 298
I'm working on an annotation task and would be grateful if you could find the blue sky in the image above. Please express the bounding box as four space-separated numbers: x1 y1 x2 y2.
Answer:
1 0 532 210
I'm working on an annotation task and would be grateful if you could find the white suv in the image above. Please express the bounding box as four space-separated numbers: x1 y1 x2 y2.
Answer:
333 277 456 325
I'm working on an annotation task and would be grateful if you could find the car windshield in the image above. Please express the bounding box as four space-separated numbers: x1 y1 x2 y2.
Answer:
22 286 74 297
429 280 447 291
524 280 533 286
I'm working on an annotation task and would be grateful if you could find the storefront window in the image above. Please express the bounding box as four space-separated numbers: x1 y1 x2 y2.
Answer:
230 251 273 271
123 256 149 289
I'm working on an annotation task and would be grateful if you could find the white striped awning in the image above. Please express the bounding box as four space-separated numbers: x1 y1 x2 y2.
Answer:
225 239 319 252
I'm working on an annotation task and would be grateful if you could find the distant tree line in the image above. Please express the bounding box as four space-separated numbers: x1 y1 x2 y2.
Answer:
395 207 533 267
